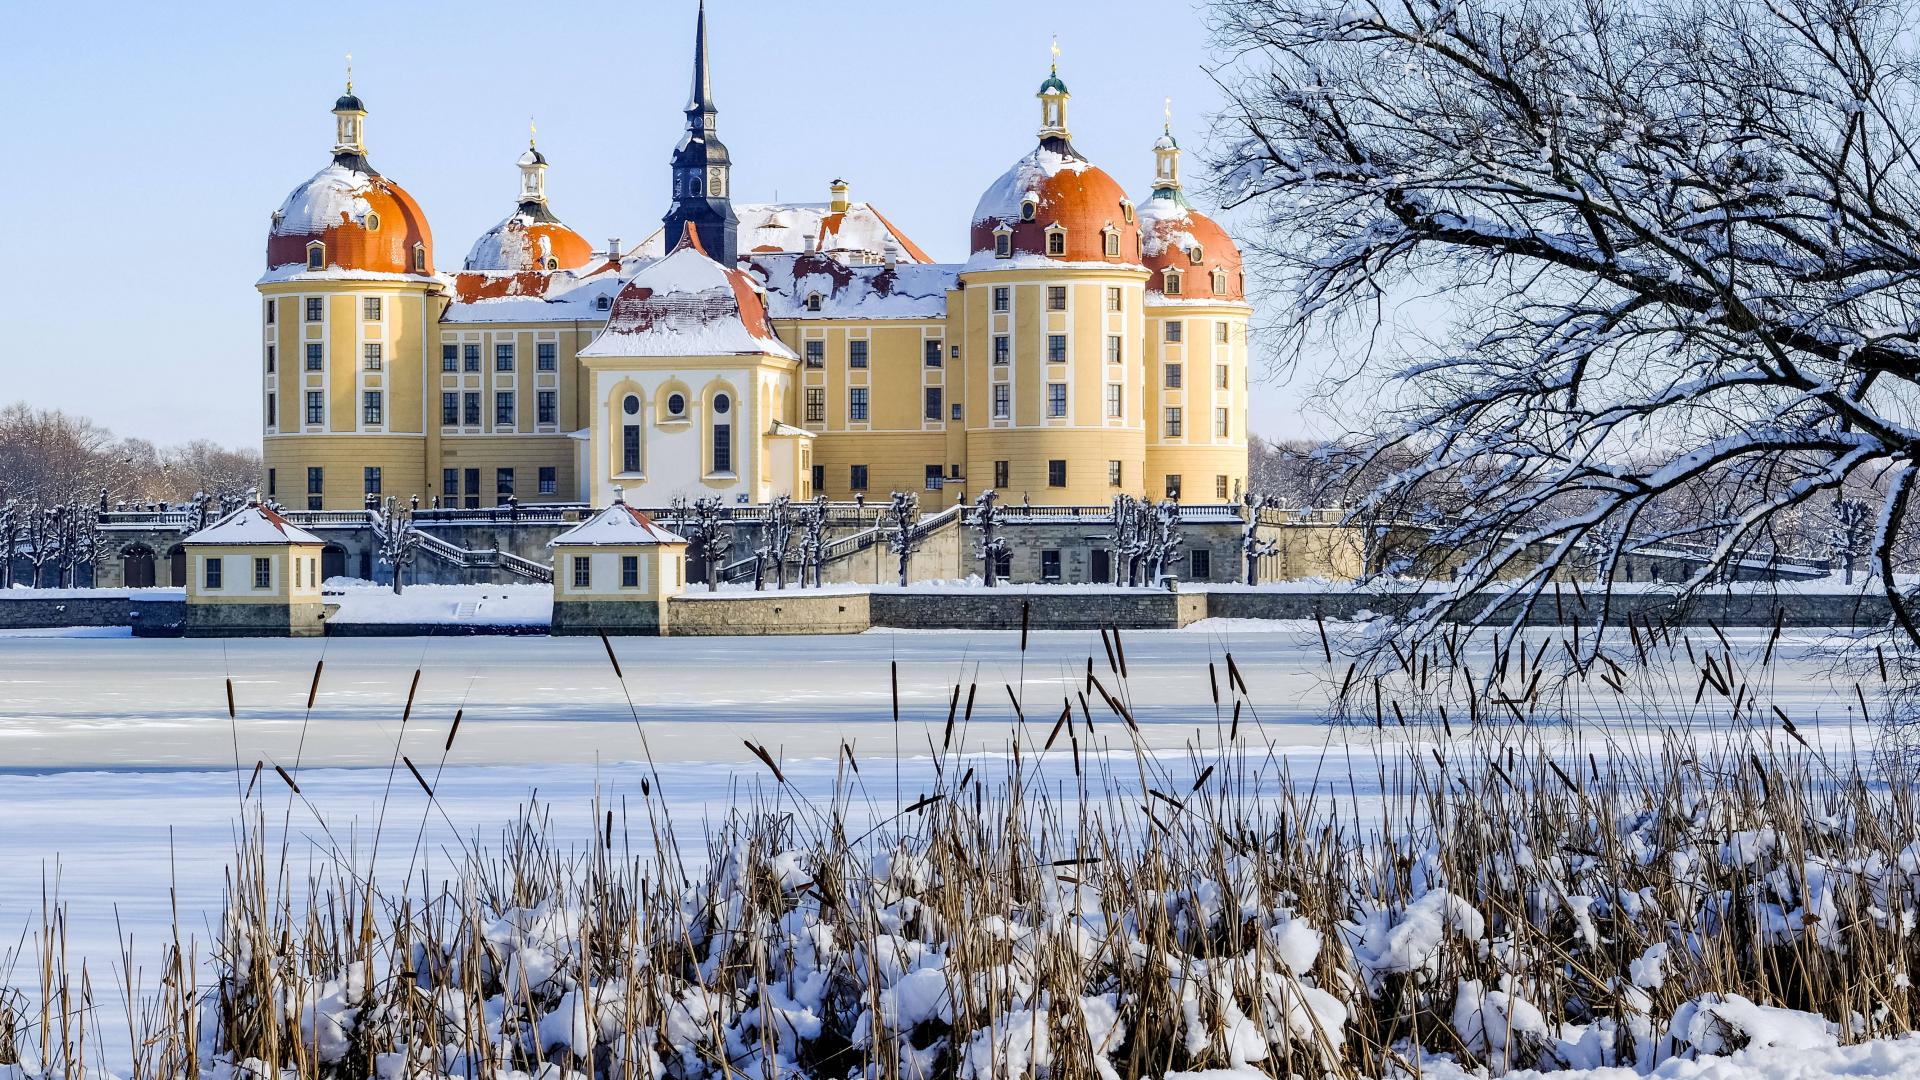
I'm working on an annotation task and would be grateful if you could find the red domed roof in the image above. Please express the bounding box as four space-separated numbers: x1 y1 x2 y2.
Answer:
1139 195 1243 302
268 162 434 276
969 142 1140 266
464 210 594 273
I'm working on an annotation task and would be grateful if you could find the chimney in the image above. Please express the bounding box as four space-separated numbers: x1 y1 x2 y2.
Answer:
606 237 622 261
829 178 851 214
802 232 817 253
882 237 898 268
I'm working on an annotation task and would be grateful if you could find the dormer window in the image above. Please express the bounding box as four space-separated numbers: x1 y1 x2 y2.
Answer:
1020 196 1038 222
806 293 823 312
1045 225 1067 257
1163 268 1183 296
364 212 381 232
595 295 611 311
1120 200 1135 224
1188 245 1205 265
1102 225 1121 258
543 257 559 271
1211 268 1228 293
306 242 326 271
993 225 1013 259
412 243 427 273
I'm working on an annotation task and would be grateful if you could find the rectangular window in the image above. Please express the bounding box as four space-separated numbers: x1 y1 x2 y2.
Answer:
1191 549 1212 579
254 557 271 590
495 391 514 427
1165 474 1182 499
924 386 942 421
495 343 515 371
464 468 479 496
307 467 324 494
849 340 868 368
622 425 640 472
1048 460 1066 487
849 464 869 490
539 466 556 495
265 344 276 372
1215 408 1230 438
1166 321 1183 343
992 286 1010 312
306 343 323 371
924 340 942 367
713 422 732 473
1216 321 1230 343
463 344 480 372
994 460 1009 488
1047 285 1067 311
1165 408 1183 437
1047 383 1067 418
363 391 382 425
951 402 963 420
267 468 277 497
992 383 1010 419
1216 474 1230 499
1041 550 1062 583
1106 287 1122 312
305 391 324 425
811 464 824 492
572 556 591 589
805 340 825 367
1046 231 1066 256
1109 460 1123 487
305 297 322 322
496 468 514 496
443 469 458 497
266 392 276 428
1166 364 1182 388
1047 334 1067 362
537 342 556 371
1105 384 1123 419
204 557 222 590
849 387 869 422
463 392 481 426
265 299 276 324
805 387 825 423
1216 364 1229 389
538 390 557 425
621 555 639 588
1107 336 1123 364
363 343 381 370
442 344 458 372
363 297 381 321
993 335 1010 364
364 466 381 495
925 464 943 490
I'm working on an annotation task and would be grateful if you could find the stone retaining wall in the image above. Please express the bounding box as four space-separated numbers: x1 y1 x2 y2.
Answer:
668 592 872 636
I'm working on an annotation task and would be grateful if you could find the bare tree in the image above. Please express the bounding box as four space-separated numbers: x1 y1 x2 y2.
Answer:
1108 495 1146 586
1145 500 1186 588
970 490 1012 587
688 497 733 591
374 497 424 594
1241 491 1279 585
1828 495 1876 586
757 495 796 590
1211 0 1920 647
796 495 830 588
0 500 15 588
885 491 921 587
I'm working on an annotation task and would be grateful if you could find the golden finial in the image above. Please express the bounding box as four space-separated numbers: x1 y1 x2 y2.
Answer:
1164 96 1172 133
345 52 353 93
1050 35 1061 75
529 116 537 148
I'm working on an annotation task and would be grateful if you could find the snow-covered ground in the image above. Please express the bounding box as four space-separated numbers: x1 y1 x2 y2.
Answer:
323 580 551 625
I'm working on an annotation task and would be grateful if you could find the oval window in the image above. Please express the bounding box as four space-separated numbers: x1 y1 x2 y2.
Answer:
713 394 731 415
622 395 639 416
667 392 686 416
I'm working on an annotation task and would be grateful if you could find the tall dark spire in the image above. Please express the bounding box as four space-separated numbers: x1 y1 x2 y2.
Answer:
663 0 737 265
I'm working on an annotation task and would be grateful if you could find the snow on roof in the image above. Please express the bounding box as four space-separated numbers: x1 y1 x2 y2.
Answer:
748 253 956 320
463 211 594 273
970 146 1091 228
272 163 378 236
446 257 633 323
736 202 935 264
579 238 797 360
550 503 687 547
1138 195 1201 260
186 505 324 547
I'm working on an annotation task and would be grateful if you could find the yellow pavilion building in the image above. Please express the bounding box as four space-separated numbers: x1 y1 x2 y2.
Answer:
257 7 1250 511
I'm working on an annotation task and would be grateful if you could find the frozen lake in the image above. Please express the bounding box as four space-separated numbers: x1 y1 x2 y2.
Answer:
0 621 1886 1050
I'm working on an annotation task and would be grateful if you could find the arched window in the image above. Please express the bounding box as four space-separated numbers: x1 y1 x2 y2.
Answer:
1102 225 1120 258
993 225 1013 259
1020 196 1037 222
1045 226 1067 257
806 293 823 312
1211 268 1228 293
306 242 326 270
595 295 611 311
1163 268 1183 296
412 243 427 273
620 394 641 474
1120 200 1135 224
711 393 733 474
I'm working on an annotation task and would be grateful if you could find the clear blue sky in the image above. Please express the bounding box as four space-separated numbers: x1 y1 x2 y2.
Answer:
3 0 1313 448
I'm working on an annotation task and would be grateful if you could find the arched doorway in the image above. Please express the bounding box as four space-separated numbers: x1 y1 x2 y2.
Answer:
122 546 156 588
167 545 188 587
321 544 348 582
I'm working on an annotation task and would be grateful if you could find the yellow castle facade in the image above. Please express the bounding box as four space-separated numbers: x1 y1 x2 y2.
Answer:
258 9 1250 511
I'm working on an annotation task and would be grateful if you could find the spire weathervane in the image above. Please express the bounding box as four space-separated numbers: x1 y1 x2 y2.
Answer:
530 116 537 147
1164 96 1172 133
345 52 353 93
1050 35 1060 75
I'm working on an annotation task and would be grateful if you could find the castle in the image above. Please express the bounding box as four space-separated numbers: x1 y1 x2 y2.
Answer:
258 5 1250 512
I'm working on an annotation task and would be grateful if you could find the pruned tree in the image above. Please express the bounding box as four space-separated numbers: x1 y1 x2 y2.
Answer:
758 494 796 590
0 500 16 588
688 497 732 591
1144 500 1186 588
1241 491 1279 585
970 489 1012 587
1108 495 1146 586
1828 495 1876 586
796 495 830 588
185 492 213 534
22 504 64 588
374 496 424 594
885 491 921 587
1211 0 1920 649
